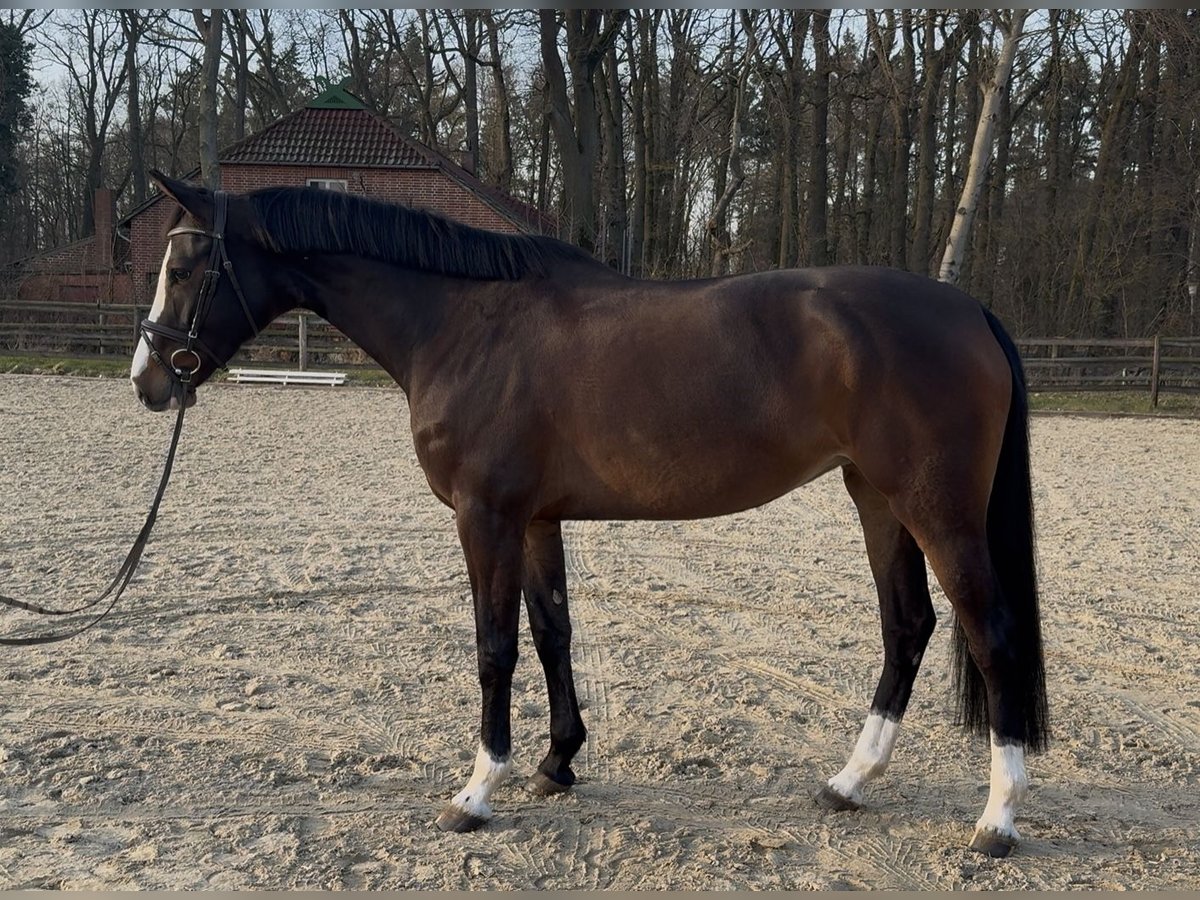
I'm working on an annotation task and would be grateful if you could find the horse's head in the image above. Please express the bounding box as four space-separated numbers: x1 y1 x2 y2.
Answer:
131 171 274 412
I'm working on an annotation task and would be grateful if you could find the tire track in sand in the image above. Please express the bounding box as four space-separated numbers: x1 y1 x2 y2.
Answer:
562 529 613 784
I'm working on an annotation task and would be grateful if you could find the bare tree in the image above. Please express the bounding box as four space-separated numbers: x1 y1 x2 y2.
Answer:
807 10 832 266
939 11 1028 286
229 9 248 141
41 9 128 234
481 11 513 191
708 11 756 276
119 10 156 204
192 8 222 189
910 11 975 274
539 9 628 251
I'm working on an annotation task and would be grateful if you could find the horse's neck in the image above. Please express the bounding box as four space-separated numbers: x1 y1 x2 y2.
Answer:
294 259 460 395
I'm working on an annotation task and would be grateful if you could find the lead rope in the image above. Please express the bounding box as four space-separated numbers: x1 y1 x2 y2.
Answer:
0 359 190 645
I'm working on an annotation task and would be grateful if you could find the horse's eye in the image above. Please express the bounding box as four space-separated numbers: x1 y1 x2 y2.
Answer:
170 268 191 283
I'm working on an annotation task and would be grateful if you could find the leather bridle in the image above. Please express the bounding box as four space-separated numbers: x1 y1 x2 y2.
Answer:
0 190 259 645
139 190 260 385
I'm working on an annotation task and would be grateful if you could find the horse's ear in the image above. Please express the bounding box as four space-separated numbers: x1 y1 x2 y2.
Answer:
149 169 213 228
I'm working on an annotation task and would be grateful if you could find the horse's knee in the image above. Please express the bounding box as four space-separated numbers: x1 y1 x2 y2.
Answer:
477 640 518 683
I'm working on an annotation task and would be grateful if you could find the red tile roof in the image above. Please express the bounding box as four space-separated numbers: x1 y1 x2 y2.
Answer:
217 101 556 234
109 91 557 237
220 107 436 169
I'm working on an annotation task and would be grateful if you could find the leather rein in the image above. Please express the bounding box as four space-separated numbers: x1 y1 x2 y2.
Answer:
0 190 258 646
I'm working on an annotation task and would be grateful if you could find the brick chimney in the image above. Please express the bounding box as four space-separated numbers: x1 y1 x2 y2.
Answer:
458 150 476 176
93 187 114 270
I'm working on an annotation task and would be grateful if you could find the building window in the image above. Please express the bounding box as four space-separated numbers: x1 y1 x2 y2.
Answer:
307 178 348 192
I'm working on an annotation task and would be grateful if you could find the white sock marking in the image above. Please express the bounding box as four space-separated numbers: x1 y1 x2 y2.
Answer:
974 734 1028 839
827 713 900 804
130 240 172 382
448 744 512 819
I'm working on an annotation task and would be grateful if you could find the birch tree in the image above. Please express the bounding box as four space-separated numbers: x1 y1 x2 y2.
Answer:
938 10 1027 286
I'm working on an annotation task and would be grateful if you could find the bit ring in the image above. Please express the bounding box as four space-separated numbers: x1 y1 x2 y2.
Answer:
170 348 202 377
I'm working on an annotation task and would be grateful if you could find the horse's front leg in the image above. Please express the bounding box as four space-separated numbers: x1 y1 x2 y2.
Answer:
435 501 524 833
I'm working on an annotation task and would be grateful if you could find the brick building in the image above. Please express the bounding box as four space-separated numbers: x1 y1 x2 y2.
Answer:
13 85 555 308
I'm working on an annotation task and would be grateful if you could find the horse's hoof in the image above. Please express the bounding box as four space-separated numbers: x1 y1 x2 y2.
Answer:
435 804 487 833
527 769 575 796
813 784 861 812
969 827 1018 858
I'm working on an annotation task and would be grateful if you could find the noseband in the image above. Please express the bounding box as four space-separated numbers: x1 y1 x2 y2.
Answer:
139 190 259 384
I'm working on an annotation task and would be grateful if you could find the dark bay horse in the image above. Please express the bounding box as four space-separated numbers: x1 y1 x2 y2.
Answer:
131 172 1048 857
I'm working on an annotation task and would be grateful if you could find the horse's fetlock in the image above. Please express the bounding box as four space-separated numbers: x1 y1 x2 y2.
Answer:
551 723 586 757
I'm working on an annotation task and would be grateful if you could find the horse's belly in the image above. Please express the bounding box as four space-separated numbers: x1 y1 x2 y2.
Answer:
550 433 844 521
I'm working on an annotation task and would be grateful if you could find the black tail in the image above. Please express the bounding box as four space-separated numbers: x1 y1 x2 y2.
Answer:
952 308 1050 752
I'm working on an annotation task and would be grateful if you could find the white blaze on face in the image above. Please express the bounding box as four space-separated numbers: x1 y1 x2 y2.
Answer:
448 744 513 819
827 712 901 805
974 734 1028 840
130 239 173 381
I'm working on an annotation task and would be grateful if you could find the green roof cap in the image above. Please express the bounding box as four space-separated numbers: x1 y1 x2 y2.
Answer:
307 83 366 110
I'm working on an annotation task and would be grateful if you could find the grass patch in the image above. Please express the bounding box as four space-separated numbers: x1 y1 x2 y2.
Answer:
0 354 133 378
1029 390 1200 416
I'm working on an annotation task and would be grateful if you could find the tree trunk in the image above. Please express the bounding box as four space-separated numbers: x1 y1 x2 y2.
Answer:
539 9 588 248
708 11 755 276
806 10 831 266
418 11 439 146
463 10 480 171
482 11 513 192
1044 10 1064 217
980 76 1013 309
831 84 855 263
539 10 626 252
120 11 146 205
876 10 916 269
658 10 693 273
233 9 247 141
857 13 887 263
193 9 223 190
643 11 664 272
910 12 973 275
599 41 626 270
536 76 550 211
626 14 647 275
1066 13 1144 332
939 10 1027 285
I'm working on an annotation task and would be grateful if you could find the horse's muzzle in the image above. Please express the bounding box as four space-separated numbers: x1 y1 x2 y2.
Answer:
134 382 196 412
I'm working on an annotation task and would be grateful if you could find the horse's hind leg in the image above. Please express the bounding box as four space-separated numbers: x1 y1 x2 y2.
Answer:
916 529 1034 857
816 465 936 811
521 520 587 795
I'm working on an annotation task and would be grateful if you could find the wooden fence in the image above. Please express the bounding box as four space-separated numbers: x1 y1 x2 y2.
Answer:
3 300 1199 405
1018 336 1200 406
0 300 372 370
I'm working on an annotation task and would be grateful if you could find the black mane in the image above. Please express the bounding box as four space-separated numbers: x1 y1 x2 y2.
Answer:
246 186 587 281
